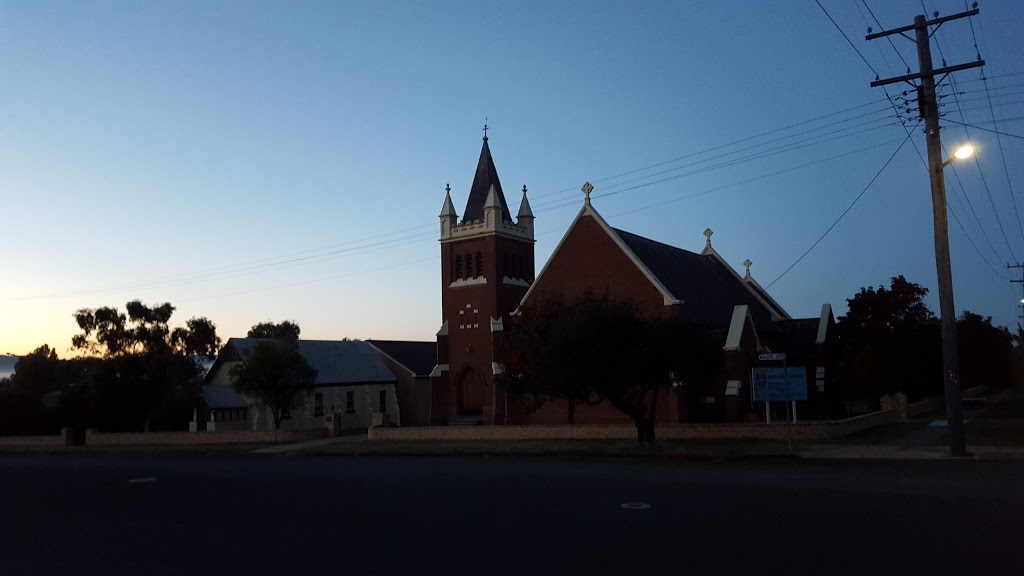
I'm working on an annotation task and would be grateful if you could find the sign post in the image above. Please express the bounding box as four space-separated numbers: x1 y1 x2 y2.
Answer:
755 352 805 454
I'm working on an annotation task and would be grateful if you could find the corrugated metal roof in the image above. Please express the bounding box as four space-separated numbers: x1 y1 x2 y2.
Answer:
202 384 248 409
227 338 397 386
368 340 437 377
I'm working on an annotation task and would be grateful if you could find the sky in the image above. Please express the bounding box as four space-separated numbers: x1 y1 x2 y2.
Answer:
2 0 1023 357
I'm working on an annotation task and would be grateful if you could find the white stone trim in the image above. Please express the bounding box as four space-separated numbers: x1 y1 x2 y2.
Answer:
725 380 741 396
436 321 449 337
491 362 504 375
519 202 680 308
723 304 761 352
745 274 791 321
449 276 487 288
490 316 504 332
815 303 833 345
429 364 449 378
702 243 790 321
502 276 530 287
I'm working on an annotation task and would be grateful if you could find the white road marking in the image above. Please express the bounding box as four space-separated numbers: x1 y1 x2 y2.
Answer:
128 477 157 484
620 502 651 510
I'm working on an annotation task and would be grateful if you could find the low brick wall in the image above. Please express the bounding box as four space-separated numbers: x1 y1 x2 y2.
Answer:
85 428 327 446
905 385 988 419
906 396 944 418
0 434 66 448
368 411 898 442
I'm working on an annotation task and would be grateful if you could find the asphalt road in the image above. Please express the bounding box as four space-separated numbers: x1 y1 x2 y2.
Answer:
1 455 1021 575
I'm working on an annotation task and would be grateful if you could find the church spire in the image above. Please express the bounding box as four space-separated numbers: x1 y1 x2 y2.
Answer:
517 184 534 220
462 132 512 223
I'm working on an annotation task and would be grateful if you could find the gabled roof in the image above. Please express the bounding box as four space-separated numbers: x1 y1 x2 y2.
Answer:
765 318 820 360
210 338 396 387
462 137 513 223
368 340 436 378
612 229 779 332
202 384 248 409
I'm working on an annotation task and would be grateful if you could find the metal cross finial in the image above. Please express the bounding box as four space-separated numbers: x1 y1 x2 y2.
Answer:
581 182 593 204
483 118 488 140
445 183 451 194
522 184 527 194
704 227 714 248
743 259 753 277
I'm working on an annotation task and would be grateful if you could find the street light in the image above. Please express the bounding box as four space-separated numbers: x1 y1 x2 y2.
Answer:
941 144 974 168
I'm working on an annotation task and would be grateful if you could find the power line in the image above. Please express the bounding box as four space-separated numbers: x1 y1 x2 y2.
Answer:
595 137 907 219
532 115 901 211
531 98 892 203
926 6 1015 265
943 118 1024 140
863 1 912 73
814 0 878 77
765 128 916 289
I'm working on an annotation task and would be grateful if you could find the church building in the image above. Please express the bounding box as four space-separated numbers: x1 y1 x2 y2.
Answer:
430 134 838 426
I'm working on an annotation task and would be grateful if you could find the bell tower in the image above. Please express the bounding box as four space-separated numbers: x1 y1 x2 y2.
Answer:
432 131 535 425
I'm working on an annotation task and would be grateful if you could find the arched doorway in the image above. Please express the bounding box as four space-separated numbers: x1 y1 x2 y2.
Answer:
457 366 484 415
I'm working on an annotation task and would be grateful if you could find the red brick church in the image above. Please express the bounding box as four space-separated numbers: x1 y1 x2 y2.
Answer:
429 135 838 426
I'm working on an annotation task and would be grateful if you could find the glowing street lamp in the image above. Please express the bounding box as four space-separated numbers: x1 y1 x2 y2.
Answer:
941 144 974 168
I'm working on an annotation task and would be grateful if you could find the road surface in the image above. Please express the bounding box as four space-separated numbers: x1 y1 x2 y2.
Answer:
1 455 1021 575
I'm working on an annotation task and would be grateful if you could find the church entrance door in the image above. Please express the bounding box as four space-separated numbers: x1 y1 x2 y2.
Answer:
457 367 484 415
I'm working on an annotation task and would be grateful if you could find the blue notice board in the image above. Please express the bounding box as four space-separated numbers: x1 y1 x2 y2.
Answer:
752 367 808 402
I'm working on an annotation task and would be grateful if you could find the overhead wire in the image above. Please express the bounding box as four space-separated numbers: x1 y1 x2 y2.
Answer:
925 0 1018 264
765 127 916 289
810 0 1013 284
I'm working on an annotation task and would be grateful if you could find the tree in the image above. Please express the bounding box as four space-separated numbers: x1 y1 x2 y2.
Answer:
10 344 60 396
229 339 318 430
836 276 941 402
72 300 221 431
247 321 301 340
501 292 720 445
958 311 1013 389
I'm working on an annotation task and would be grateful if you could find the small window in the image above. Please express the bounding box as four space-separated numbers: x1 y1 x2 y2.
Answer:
314 392 324 417
455 255 463 279
475 252 483 277
346 391 355 413
379 390 387 413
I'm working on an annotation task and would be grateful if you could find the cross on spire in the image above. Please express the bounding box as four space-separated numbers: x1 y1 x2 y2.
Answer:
483 118 489 141
743 259 753 278
704 228 714 248
582 181 593 204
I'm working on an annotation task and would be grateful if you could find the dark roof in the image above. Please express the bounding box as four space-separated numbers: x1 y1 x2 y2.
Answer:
202 385 248 409
611 228 778 332
462 137 513 223
368 340 437 377
745 280 788 319
766 318 821 360
212 338 396 386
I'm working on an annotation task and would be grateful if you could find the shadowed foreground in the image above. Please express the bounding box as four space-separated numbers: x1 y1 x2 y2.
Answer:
0 455 1021 575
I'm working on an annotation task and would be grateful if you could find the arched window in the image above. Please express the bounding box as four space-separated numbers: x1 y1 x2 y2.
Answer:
476 252 484 277
455 255 463 279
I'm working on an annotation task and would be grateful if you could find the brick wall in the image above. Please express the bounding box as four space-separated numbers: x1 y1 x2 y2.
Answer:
84 428 327 446
0 434 66 447
368 410 897 442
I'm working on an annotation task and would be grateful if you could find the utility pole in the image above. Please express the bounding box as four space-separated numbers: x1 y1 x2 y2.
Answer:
867 8 984 457
1009 263 1024 323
